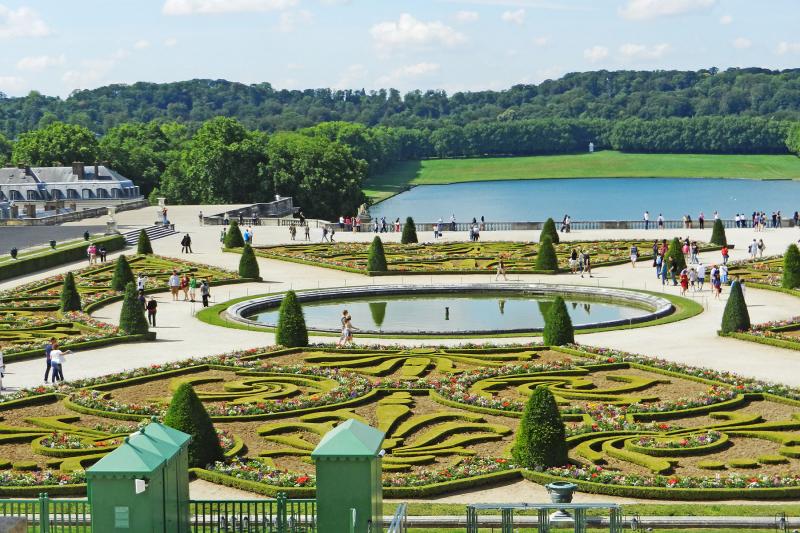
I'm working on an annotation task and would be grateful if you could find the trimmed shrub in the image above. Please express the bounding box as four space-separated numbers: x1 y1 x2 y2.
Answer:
543 296 574 346
401 217 418 244
224 221 245 248
512 386 568 468
666 237 686 272
59 272 81 312
368 302 387 328
238 244 261 279
137 229 153 255
164 382 224 468
535 236 559 271
119 281 149 335
111 255 135 291
275 290 308 347
720 280 750 334
540 217 559 244
367 236 388 272
782 244 800 289
710 218 727 246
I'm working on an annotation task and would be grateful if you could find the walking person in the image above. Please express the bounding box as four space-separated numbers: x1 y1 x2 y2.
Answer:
679 268 689 295
220 229 226 249
570 249 579 274
181 234 191 253
180 274 190 301
138 289 146 308
669 258 678 286
643 211 650 230
321 227 329 242
146 297 158 327
337 310 350 347
136 272 148 292
49 343 69 384
757 238 765 258
304 225 310 241
495 258 508 281
630 244 639 268
198 210 204 226
43 337 55 383
98 245 107 263
342 316 357 345
581 250 592 278
87 243 97 265
657 213 664 229
660 258 669 286
168 270 181 301
697 264 706 291
200 280 211 307
721 245 729 265
189 274 198 303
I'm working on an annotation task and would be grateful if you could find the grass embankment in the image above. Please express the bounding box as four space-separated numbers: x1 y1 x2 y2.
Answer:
364 151 800 202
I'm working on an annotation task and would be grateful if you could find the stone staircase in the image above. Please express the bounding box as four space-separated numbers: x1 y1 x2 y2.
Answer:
122 225 178 246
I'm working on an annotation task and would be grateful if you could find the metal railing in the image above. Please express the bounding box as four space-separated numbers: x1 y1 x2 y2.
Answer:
386 502 408 533
465 502 622 533
190 494 316 532
0 493 91 532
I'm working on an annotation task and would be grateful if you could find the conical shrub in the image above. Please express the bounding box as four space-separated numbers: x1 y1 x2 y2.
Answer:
238 244 261 279
137 229 153 255
535 236 559 271
367 236 388 272
543 296 574 345
720 281 751 333
224 220 245 248
276 290 308 347
164 382 224 468
111 255 135 291
401 217 418 244
512 386 568 468
782 244 800 289
59 272 81 312
710 218 727 247
540 217 559 244
666 237 687 272
369 302 387 328
119 281 149 334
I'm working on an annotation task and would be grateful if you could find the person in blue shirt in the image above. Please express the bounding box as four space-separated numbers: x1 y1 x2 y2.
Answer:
43 337 55 383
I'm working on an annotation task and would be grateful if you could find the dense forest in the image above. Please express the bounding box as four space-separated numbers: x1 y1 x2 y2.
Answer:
3 68 800 137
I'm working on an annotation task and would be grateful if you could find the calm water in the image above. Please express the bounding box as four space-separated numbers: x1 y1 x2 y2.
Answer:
248 294 648 333
369 178 800 222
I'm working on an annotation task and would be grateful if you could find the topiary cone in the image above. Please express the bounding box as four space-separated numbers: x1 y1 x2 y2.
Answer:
137 229 153 255
535 236 559 271
119 281 149 334
720 280 750 334
238 244 261 279
512 386 568 468
666 237 686 272
401 217 418 244
276 290 308 347
367 236 388 273
164 382 224 468
111 255 135 291
710 218 727 247
782 244 800 289
543 295 574 345
224 220 245 248
540 217 559 244
59 272 82 312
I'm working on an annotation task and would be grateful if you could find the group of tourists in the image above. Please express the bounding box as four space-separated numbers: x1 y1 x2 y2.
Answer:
650 238 729 298
568 249 592 277
133 270 212 328
86 243 108 264
336 309 357 346
43 338 69 384
288 223 311 241
560 215 572 233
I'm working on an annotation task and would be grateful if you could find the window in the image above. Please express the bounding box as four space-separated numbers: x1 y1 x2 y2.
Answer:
67 189 80 199
10 190 23 201
26 190 40 200
51 189 65 200
97 188 109 199
82 189 94 199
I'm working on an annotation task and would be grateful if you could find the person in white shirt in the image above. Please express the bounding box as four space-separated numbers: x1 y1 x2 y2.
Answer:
643 211 650 230
136 273 147 292
168 270 181 301
49 343 70 383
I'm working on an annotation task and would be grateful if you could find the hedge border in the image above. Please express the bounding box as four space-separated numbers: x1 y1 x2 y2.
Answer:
720 331 800 352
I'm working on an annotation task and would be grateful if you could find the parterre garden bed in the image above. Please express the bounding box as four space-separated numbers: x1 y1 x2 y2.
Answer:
3 343 800 499
0 255 244 362
249 240 718 275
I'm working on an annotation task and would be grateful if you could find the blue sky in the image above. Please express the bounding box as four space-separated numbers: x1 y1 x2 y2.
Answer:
1 0 799 98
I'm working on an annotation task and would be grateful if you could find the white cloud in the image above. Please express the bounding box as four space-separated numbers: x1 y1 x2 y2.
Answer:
455 10 479 23
619 42 670 59
164 37 178 47
0 5 49 39
0 76 25 93
719 14 733 24
133 40 151 50
619 0 715 21
732 37 751 50
162 0 297 15
532 35 550 46
62 58 117 91
501 9 525 25
583 45 608 62
377 62 440 86
16 54 65 72
278 9 313 32
334 64 368 89
370 13 466 52
777 41 800 55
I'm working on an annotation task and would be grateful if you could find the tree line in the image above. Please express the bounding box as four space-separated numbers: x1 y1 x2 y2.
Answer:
4 68 800 138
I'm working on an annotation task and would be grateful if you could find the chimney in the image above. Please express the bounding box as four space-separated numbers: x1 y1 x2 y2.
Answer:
72 162 85 180
94 163 100 179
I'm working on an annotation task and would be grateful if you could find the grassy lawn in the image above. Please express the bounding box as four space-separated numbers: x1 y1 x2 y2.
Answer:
364 151 800 202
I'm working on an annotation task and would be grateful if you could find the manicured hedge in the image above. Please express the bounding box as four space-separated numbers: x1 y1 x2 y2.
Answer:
0 234 125 282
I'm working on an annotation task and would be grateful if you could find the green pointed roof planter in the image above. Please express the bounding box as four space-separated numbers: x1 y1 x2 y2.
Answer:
142 418 192 449
311 419 384 459
87 436 165 476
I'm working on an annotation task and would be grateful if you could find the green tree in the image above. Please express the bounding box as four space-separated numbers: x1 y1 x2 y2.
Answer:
543 296 574 345
0 132 11 167
59 272 81 312
666 237 687 272
535 236 559 271
367 236 388 272
512 386 568 468
401 217 418 244
238 244 261 279
111 255 135 291
12 122 98 166
710 218 727 246
540 217 559 244
275 290 308 347
119 281 149 335
224 220 245 248
782 244 800 289
99 122 169 196
163 382 224 468
720 281 751 334
137 229 153 255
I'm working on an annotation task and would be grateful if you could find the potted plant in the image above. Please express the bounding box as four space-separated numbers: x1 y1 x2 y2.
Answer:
49 240 57 249
545 481 577 520
10 248 18 259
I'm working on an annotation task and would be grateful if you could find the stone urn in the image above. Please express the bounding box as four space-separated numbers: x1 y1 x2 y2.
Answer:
545 481 577 520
